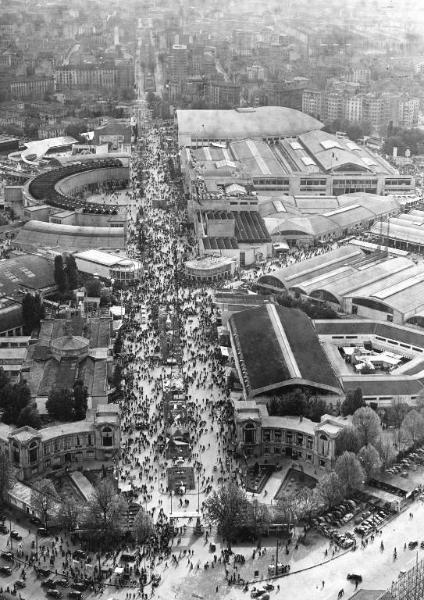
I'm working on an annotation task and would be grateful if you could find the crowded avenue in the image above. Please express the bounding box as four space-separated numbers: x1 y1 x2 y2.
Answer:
104 118 424 600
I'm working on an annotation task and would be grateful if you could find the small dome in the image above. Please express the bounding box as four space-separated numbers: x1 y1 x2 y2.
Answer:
51 335 89 362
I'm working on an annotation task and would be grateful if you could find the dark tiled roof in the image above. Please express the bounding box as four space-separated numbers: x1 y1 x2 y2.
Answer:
205 211 234 220
233 211 271 243
0 255 55 298
0 303 23 334
343 378 424 397
203 237 239 250
229 304 340 394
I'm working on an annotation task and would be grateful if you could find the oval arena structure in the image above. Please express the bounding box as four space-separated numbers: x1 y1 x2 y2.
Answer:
23 156 129 215
17 155 130 251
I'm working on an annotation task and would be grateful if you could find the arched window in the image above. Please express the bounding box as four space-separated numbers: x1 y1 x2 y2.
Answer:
243 422 256 444
319 434 329 457
102 427 113 447
28 441 38 464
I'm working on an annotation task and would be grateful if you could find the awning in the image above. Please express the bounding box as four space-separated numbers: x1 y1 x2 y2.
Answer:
273 241 289 251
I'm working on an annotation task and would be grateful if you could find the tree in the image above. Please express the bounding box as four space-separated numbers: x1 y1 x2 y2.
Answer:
352 406 382 447
17 403 41 429
316 471 345 508
358 444 382 482
59 497 80 532
64 121 88 142
245 499 272 540
46 388 75 422
276 491 301 525
1 381 32 425
84 479 126 545
0 452 12 507
375 437 397 468
203 482 250 548
132 508 155 544
73 380 88 420
31 479 60 530
296 487 321 525
22 293 45 335
85 277 101 297
400 409 424 448
65 254 79 290
335 426 361 456
54 255 68 294
341 388 365 416
335 451 364 496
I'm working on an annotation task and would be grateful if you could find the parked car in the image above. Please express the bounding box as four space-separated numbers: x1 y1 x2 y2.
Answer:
37 527 49 537
0 565 12 576
42 578 56 588
263 583 274 591
46 590 62 599
408 541 418 550
53 579 68 588
68 593 82 600
37 568 51 577
72 550 86 561
10 531 22 541
0 551 13 562
71 582 87 592
250 589 266 599
15 580 26 588
0 524 8 534
29 516 41 526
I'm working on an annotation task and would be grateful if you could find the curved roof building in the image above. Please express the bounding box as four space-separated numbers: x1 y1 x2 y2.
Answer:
176 106 323 145
14 220 125 252
228 303 341 398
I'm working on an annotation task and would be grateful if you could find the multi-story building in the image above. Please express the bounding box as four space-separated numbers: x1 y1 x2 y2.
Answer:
344 94 364 122
0 404 120 481
324 90 344 122
345 67 371 84
208 81 240 108
9 76 54 100
247 64 265 81
398 96 420 128
264 78 308 111
168 44 189 82
55 64 134 90
302 89 323 119
233 401 345 469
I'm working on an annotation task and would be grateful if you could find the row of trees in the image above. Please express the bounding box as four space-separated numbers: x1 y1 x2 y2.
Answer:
46 380 88 422
275 292 339 320
268 390 330 423
31 478 155 548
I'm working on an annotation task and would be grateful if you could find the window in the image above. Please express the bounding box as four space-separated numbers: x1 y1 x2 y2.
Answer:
263 430 271 442
102 427 113 447
87 434 93 447
297 434 304 446
263 446 270 455
274 447 281 454
274 430 282 443
307 437 313 450
54 440 59 453
44 444 50 456
76 436 81 447
12 442 19 466
28 441 38 464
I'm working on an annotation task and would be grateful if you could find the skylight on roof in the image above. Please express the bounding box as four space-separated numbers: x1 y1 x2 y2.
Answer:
321 140 342 150
346 141 361 151
290 141 302 150
301 156 316 166
362 157 377 166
